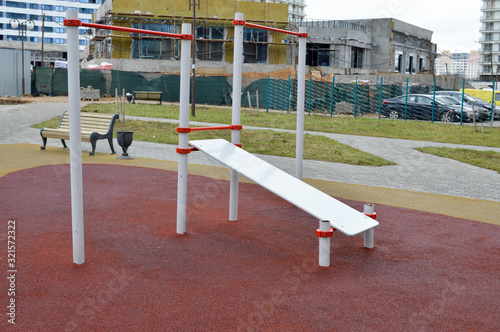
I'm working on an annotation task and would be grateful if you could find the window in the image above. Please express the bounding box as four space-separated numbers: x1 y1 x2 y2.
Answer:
351 47 364 69
195 26 225 61
55 6 65 12
55 17 64 23
243 28 268 63
30 14 38 20
56 28 66 33
7 13 27 19
6 1 27 8
306 43 330 66
44 27 53 33
407 53 415 73
79 40 88 45
80 0 90 3
43 37 53 43
395 51 403 72
45 16 53 22
55 38 66 44
79 8 94 14
41 5 53 10
419 58 425 72
30 3 38 9
81 19 91 23
30 37 39 42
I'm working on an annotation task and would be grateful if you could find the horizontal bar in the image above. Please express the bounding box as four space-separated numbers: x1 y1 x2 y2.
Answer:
177 125 242 133
64 19 193 40
239 21 308 38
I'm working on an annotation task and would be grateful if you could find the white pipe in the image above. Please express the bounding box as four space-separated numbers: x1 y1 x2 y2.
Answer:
122 88 125 121
318 220 331 267
229 12 244 221
295 27 307 180
363 204 375 249
67 9 84 264
176 23 192 235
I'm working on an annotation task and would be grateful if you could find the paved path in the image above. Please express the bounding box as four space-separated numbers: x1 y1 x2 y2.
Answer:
1 99 499 202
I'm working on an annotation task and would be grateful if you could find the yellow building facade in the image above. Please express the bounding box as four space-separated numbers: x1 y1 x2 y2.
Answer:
93 0 290 64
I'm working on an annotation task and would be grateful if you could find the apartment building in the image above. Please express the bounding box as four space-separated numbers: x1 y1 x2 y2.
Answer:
435 50 480 80
0 0 104 64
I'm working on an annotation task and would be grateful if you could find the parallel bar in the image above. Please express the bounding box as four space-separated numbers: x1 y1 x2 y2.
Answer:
191 125 242 131
176 23 192 235
230 12 245 222
67 9 84 265
242 21 308 37
64 20 192 40
295 27 307 180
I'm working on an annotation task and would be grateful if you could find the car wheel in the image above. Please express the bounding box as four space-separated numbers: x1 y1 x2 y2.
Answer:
440 111 453 122
389 110 399 119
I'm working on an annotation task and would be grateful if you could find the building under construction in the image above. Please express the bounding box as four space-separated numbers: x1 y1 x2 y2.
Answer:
91 0 293 65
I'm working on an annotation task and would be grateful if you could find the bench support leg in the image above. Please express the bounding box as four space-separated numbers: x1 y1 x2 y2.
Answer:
40 136 47 150
89 139 96 156
364 229 374 249
107 136 117 154
363 204 376 249
61 139 68 148
318 220 332 267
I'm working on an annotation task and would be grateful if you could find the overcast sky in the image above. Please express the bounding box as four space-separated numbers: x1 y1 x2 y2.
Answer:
306 0 483 54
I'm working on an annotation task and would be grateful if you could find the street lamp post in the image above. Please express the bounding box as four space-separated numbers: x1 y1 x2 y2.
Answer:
10 18 36 95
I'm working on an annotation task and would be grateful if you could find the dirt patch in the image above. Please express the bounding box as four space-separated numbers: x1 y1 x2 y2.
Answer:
0 97 32 105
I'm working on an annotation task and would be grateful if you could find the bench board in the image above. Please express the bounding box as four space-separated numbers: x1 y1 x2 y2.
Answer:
189 139 379 236
40 111 119 155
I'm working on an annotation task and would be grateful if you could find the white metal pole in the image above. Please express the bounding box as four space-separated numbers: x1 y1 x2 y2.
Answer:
229 12 244 221
176 23 192 235
295 27 307 180
318 220 331 267
122 88 125 121
67 9 84 264
363 204 375 249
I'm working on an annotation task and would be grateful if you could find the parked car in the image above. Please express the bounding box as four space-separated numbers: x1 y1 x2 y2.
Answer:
435 91 500 120
437 96 488 122
381 94 468 122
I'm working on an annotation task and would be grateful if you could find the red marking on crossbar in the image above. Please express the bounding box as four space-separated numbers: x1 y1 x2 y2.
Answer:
176 147 198 154
364 213 377 220
316 228 335 237
232 20 246 26
177 125 242 133
64 20 193 40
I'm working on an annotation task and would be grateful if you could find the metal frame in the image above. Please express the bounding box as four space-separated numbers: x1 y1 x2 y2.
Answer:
64 10 193 264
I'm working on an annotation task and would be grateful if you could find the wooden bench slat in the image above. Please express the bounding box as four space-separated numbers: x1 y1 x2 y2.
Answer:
40 111 119 156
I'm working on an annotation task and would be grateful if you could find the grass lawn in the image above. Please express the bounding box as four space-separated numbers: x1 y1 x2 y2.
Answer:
415 147 500 173
33 116 394 166
82 102 500 148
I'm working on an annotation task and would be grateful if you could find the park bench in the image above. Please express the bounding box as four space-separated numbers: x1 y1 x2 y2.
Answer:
40 111 120 156
133 91 162 104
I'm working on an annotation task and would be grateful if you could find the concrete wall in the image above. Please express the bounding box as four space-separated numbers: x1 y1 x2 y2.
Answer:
0 49 31 97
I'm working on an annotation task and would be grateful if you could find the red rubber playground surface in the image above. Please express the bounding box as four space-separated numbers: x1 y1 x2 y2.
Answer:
1 164 499 331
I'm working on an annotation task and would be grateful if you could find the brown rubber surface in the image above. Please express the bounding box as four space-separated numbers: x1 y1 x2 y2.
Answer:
1 164 499 331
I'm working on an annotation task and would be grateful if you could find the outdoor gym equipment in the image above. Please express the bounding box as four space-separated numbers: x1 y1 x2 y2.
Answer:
64 9 193 264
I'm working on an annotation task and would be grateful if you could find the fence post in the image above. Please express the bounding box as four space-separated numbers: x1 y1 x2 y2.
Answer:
432 77 436 123
490 79 496 129
460 78 465 125
404 77 409 120
330 75 335 116
354 76 358 118
378 76 383 118
287 75 291 113
308 75 312 115
266 74 269 113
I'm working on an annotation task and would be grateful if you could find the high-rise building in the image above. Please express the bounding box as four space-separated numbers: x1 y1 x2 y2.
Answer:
0 0 104 64
479 0 500 80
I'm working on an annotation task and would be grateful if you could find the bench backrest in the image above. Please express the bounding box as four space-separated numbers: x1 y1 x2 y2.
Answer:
57 112 118 134
134 91 162 100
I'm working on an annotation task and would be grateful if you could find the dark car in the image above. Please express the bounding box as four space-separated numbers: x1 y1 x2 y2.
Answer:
435 91 499 120
381 94 464 122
